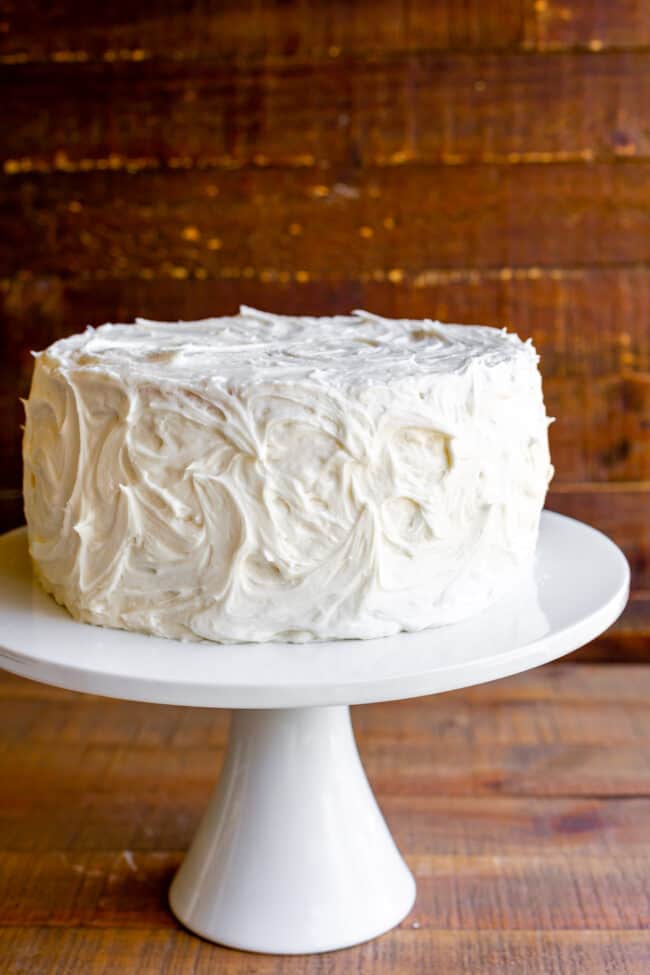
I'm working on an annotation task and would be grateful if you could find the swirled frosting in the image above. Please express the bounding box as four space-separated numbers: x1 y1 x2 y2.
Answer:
23 307 553 643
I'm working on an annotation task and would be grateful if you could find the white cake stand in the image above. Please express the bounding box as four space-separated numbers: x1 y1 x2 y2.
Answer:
0 511 629 954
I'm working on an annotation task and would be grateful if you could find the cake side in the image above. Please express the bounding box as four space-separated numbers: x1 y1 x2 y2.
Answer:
23 308 553 643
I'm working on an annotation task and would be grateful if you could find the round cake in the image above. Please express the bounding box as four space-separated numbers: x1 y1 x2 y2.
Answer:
23 307 553 643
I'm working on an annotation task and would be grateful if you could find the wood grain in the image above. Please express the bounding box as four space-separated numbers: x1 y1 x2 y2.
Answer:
535 0 650 51
3 789 650 857
2 726 650 799
3 0 650 63
0 1 532 62
545 376 650 485
5 678 650 749
1 849 649 931
6 164 650 278
3 928 650 975
2 666 650 973
4 52 650 170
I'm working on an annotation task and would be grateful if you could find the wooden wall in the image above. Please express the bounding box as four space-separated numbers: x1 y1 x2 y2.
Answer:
2 1 650 653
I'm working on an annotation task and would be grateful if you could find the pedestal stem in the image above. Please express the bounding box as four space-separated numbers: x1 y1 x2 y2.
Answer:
169 705 415 954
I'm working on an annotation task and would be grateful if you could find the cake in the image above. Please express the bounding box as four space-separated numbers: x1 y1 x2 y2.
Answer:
22 307 553 643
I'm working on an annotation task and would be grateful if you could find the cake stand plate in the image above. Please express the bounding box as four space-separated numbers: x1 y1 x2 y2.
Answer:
0 512 629 954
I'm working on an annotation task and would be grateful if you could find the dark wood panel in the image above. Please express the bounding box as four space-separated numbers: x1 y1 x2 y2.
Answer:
535 0 650 51
6 166 650 287
546 375 650 484
4 0 650 63
0 0 530 63
4 52 649 170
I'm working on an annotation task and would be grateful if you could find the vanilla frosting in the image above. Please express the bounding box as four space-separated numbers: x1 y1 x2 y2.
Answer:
23 307 553 643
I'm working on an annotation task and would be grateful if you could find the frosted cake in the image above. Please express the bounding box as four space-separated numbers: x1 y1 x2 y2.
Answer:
23 307 553 643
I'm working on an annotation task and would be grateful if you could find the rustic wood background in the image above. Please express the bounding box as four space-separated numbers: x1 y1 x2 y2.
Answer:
2 0 649 655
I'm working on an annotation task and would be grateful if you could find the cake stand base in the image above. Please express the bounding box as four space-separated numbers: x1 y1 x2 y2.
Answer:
0 514 630 955
169 706 415 954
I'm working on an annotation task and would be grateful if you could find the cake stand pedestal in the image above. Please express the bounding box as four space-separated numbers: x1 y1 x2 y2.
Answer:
0 512 629 955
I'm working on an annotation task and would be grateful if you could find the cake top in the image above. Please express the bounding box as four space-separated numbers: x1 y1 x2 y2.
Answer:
39 306 537 392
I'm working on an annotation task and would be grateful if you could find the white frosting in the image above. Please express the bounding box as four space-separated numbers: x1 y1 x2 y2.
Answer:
23 307 553 643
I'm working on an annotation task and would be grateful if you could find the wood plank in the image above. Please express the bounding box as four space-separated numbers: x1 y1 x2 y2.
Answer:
0 850 177 928
0 697 229 748
534 0 650 51
410 854 650 930
0 789 200 855
358 695 650 745
6 165 650 279
2 927 649 975
1 849 648 931
457 664 650 703
0 670 79 700
4 52 650 171
545 376 650 485
365 741 650 798
3 790 648 856
387 795 650 857
3 0 650 61
1 737 649 798
4 688 650 749
0 1 529 64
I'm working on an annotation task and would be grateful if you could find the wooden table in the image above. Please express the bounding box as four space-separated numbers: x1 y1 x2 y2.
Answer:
1 663 649 973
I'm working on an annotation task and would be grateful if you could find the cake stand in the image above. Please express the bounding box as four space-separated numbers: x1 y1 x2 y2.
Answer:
0 511 629 955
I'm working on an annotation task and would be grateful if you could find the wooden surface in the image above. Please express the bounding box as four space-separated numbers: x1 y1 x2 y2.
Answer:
3 0 650 650
1 663 650 972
